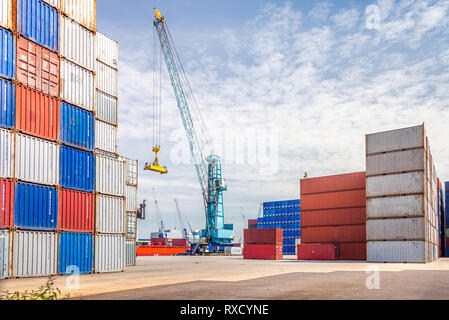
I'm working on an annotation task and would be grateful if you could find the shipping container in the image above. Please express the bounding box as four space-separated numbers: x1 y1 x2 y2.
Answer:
58 188 94 232
95 120 117 154
172 238 188 247
96 60 117 97
0 178 13 228
14 182 57 230
243 244 283 260
300 189 365 211
126 212 136 239
0 127 12 178
366 149 425 177
96 90 117 125
300 172 365 195
16 36 59 97
59 145 95 192
297 244 337 260
244 228 283 245
0 0 13 30
96 154 124 196
0 229 9 279
367 218 427 241
366 172 424 198
366 195 425 219
96 194 124 234
58 232 93 275
59 15 95 71
0 78 15 129
60 59 94 111
0 26 15 79
94 233 125 273
301 207 366 227
96 31 118 69
367 241 429 263
339 243 366 260
41 0 59 8
15 133 59 186
366 125 424 155
125 239 136 266
121 156 137 186
248 219 258 227
16 84 59 141
16 0 58 52
125 185 137 212
61 0 96 31
60 102 94 150
151 238 167 245
301 225 366 243
12 230 57 277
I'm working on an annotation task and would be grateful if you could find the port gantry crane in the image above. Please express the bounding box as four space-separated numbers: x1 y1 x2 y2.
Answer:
152 187 166 238
145 9 234 249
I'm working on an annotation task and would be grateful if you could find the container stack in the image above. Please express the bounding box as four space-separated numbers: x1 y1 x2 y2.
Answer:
243 229 283 260
122 156 138 266
437 179 445 257
299 172 367 260
445 182 449 257
257 200 300 255
366 124 439 263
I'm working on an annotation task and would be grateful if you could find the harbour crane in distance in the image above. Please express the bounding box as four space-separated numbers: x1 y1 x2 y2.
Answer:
148 9 234 249
258 203 263 218
152 187 166 238
174 197 189 239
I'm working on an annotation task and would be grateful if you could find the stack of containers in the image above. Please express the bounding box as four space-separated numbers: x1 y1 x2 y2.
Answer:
121 156 138 266
366 125 439 263
437 179 445 257
256 200 300 255
298 172 367 260
445 182 449 257
243 228 283 260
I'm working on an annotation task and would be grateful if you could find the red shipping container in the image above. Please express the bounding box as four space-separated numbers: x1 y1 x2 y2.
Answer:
297 244 337 260
16 36 60 98
301 207 366 227
152 238 168 245
300 189 366 211
301 225 366 243
16 84 60 141
339 243 366 260
243 244 283 260
58 189 94 232
0 178 14 228
248 219 258 227
172 238 188 247
300 172 366 195
244 228 283 245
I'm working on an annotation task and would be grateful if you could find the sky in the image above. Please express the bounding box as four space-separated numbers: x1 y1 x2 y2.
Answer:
96 0 449 240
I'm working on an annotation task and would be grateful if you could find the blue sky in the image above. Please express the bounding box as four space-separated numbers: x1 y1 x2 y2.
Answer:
96 0 449 239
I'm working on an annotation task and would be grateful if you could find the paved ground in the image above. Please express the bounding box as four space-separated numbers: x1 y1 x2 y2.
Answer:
2 256 449 299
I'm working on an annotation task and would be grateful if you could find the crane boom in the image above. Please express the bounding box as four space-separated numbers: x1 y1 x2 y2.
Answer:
152 187 165 238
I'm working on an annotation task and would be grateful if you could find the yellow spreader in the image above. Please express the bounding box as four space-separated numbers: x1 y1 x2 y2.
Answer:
144 146 168 174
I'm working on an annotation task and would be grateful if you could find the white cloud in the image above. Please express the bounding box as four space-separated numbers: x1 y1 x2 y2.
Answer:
331 8 361 30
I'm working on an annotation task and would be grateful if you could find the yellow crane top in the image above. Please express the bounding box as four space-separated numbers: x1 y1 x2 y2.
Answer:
154 9 165 23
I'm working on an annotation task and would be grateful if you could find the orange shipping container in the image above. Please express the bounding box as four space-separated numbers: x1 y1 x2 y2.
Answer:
301 225 366 243
16 85 60 141
339 243 366 260
300 189 366 211
16 36 60 98
300 172 366 195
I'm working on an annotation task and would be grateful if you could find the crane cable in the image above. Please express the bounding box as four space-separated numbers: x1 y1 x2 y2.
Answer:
152 26 163 150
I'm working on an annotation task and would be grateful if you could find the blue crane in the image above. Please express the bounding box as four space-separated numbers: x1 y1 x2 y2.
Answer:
148 9 234 245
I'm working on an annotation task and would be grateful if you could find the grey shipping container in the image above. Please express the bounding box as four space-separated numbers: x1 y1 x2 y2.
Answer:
366 172 425 198
366 218 426 241
0 229 9 279
366 148 426 177
95 233 125 273
126 212 137 239
125 240 136 266
367 241 430 263
367 195 425 219
366 125 425 155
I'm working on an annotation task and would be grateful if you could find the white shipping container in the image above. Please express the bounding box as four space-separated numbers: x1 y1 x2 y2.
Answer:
366 172 424 198
96 194 124 234
0 0 13 30
59 15 95 71
0 128 13 178
96 91 117 125
125 185 137 212
96 60 118 97
367 195 425 219
126 212 137 239
12 231 57 277
96 155 124 196
120 156 138 186
96 31 118 69
125 240 136 266
41 0 59 9
95 234 125 273
367 241 430 263
366 218 426 241
15 134 59 186
366 125 424 155
366 149 426 177
0 229 9 279
95 120 117 154
60 59 94 111
61 0 96 31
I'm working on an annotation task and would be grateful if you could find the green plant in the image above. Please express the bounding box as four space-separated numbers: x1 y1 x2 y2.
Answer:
1 276 71 300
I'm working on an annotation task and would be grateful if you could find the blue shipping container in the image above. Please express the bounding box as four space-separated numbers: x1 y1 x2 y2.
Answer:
59 232 93 275
0 78 15 128
59 145 95 192
17 0 58 52
14 182 58 230
0 27 15 79
60 103 95 150
445 182 449 227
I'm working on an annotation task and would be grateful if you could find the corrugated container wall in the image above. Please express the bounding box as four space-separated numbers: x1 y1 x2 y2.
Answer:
126 212 136 239
61 0 96 31
16 0 58 52
0 128 13 178
125 240 136 266
0 0 13 30
60 102 94 150
125 185 137 212
366 125 425 155
59 15 95 71
41 0 59 8
0 178 13 228
0 229 9 279
95 234 125 273
60 59 94 111
96 31 118 69
58 188 94 232
16 85 59 141
95 120 117 154
58 232 93 275
96 91 117 125
15 133 59 186
96 155 124 196
367 241 429 263
13 230 57 277
0 78 15 129
96 60 117 97
96 194 124 234
59 145 95 192
0 27 15 79
14 182 58 230
122 157 137 186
